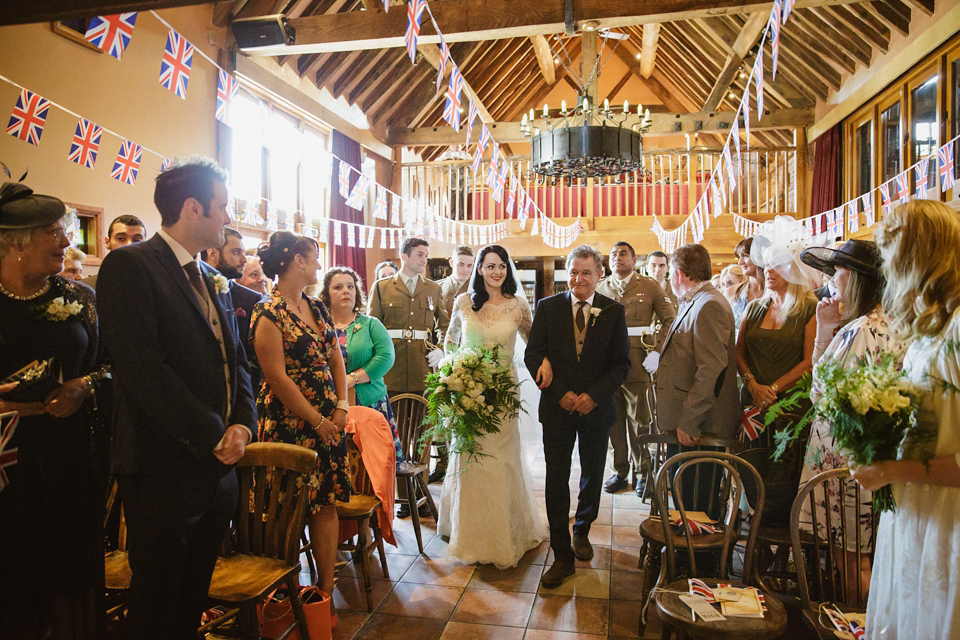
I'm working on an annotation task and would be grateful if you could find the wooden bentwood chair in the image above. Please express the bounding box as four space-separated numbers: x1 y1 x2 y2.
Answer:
201 442 318 640
790 467 878 639
390 393 438 554
650 451 788 639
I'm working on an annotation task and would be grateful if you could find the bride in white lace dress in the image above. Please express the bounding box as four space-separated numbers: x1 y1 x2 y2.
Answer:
437 244 549 568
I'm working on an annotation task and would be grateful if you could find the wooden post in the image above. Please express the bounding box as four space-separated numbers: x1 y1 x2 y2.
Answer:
581 29 598 109
795 127 808 217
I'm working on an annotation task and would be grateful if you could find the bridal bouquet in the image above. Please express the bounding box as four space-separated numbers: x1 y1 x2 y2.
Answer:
769 352 930 512
422 346 522 463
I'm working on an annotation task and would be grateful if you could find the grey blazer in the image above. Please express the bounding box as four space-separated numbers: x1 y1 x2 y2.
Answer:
654 282 740 439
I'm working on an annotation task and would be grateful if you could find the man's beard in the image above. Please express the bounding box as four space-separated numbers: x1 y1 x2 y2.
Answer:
218 260 243 279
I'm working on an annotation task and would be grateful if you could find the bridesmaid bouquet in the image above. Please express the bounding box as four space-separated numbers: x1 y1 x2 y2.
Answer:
769 352 930 512
422 346 522 463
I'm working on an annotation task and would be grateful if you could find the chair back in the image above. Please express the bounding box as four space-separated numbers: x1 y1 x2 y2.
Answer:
234 442 318 565
653 450 765 584
390 393 431 466
104 477 128 552
638 432 741 514
790 467 877 609
343 433 375 496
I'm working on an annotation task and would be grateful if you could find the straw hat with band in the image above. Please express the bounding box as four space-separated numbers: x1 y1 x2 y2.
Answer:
799 239 882 280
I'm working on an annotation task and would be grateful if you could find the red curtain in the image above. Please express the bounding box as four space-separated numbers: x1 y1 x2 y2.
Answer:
328 130 367 276
809 123 844 226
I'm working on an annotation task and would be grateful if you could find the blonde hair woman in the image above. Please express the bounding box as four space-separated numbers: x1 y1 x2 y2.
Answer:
719 264 745 305
852 200 960 639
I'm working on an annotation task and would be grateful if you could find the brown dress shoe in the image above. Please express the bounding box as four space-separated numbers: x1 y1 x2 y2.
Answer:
572 535 594 561
540 561 575 588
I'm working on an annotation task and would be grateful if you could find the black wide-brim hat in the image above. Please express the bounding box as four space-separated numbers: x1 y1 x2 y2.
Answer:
800 239 882 279
0 182 66 230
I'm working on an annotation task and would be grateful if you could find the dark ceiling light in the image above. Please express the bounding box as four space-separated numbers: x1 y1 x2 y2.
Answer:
231 15 295 50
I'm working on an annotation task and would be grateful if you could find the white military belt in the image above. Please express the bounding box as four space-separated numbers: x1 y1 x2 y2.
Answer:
387 329 429 340
627 326 656 337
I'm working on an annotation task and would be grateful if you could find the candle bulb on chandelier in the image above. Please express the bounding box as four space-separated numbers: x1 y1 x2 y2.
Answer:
543 103 548 117
604 98 609 112
561 100 567 113
529 108 535 122
623 100 629 113
637 104 642 116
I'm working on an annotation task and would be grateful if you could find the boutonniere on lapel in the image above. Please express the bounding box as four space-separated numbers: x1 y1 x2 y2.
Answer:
208 273 229 295
587 305 606 328
35 296 83 322
234 307 246 318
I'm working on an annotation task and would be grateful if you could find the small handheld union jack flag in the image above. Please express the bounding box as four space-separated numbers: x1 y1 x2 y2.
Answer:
111 139 143 186
84 12 137 60
861 193 874 226
0 412 20 492
740 405 764 440
216 70 239 122
770 0 781 79
939 143 955 192
345 174 369 209
914 158 929 199
405 0 428 65
465 100 478 147
688 578 716 602
373 185 387 220
6 89 51 147
443 67 465 132
895 170 910 203
338 160 352 198
159 29 194 99
68 118 102 169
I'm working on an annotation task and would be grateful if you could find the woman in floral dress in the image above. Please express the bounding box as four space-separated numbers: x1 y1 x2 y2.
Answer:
251 231 350 615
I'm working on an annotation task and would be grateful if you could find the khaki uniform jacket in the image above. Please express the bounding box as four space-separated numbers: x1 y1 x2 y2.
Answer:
437 275 469 318
597 273 677 385
368 274 449 393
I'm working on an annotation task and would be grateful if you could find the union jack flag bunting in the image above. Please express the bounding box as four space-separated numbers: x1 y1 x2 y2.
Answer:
390 194 402 225
84 12 137 60
6 89 51 147
688 578 716 602
848 200 859 233
111 139 143 186
443 67 465 132
879 182 893 216
670 512 720 535
731 119 741 172
373 185 388 220
895 171 909 203
471 124 491 173
471 144 484 174
861 193 875 226
782 0 794 23
740 405 764 440
754 53 764 119
505 175 517 216
465 100 478 147
915 158 929 199
161 157 173 172
770 0 781 79
68 118 102 169
486 142 501 188
436 39 450 91
338 160 352 198
493 161 508 203
517 188 527 223
0 412 19 492
345 174 369 209
216 70 239 122
742 84 751 144
723 144 735 188
940 143 955 191
405 0 427 65
159 29 194 99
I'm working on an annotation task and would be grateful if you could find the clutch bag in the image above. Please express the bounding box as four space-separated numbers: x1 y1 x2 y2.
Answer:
1 358 62 403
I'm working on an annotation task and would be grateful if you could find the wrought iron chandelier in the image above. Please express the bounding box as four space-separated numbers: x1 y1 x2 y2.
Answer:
522 96 652 181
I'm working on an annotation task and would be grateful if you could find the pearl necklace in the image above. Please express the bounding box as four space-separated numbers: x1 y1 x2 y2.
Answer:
0 277 51 301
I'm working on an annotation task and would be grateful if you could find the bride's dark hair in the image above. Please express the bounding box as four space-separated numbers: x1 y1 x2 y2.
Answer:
470 244 517 311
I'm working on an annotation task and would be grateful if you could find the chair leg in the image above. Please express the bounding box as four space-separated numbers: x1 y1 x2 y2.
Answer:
285 575 312 640
371 511 390 580
407 477 425 554
356 517 374 611
416 473 438 520
301 531 317 577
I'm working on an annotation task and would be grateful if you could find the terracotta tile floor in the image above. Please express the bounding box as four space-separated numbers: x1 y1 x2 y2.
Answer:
306 432 818 640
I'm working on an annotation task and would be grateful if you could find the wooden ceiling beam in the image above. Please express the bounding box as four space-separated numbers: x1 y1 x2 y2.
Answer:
826 5 889 53
776 31 841 90
529 35 557 86
639 23 661 78
864 0 910 36
417 41 497 130
658 27 719 94
318 49 362 91
602 70 634 108
213 0 248 27
848 3 892 42
378 72 434 127
792 8 872 67
364 64 426 116
387 108 814 146
233 0 868 56
701 10 767 110
353 54 412 106
901 0 933 15
408 41 484 127
332 48 391 100
782 16 856 74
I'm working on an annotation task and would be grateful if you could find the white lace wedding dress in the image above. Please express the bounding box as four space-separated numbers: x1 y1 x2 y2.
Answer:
436 294 548 568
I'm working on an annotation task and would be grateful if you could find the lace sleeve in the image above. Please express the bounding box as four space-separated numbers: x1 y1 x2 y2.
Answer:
445 294 466 353
518 296 533 342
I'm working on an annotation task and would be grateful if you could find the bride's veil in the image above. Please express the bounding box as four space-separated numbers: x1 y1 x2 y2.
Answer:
469 244 542 467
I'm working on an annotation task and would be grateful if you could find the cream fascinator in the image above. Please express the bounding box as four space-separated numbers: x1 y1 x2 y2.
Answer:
750 215 823 289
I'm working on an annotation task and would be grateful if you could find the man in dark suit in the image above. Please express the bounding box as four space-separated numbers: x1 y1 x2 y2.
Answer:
97 158 256 640
525 245 631 588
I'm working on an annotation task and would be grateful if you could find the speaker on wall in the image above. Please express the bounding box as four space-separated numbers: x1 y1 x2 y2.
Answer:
231 15 295 50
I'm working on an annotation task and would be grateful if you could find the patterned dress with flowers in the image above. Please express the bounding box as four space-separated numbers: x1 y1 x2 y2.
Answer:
797 308 906 550
251 290 350 512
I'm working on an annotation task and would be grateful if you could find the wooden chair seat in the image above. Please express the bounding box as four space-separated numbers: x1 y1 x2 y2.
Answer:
396 461 429 478
207 555 296 602
336 494 382 519
655 578 788 639
800 605 866 640
639 517 727 549
104 550 131 591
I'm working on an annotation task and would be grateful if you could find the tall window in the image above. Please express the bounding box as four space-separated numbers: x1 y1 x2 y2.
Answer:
880 102 901 183
911 75 938 188
265 109 301 228
227 92 264 208
855 121 873 197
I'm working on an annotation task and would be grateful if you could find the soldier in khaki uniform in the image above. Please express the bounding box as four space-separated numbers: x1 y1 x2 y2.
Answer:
597 242 676 497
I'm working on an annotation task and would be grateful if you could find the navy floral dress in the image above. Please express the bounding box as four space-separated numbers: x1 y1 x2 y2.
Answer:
251 290 350 512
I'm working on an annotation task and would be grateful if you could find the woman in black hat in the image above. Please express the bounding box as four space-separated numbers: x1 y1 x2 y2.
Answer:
795 238 905 595
0 181 106 639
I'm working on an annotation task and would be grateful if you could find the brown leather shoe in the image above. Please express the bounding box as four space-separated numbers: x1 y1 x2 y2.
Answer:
540 561 575 588
572 535 594 561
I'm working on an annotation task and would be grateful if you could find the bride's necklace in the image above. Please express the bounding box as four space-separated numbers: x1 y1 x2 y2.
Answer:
0 276 51 301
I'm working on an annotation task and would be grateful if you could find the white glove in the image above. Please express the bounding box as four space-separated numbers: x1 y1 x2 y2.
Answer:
643 351 660 374
427 348 444 368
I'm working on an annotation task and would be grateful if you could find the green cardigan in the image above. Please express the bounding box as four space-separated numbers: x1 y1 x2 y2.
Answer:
344 313 396 407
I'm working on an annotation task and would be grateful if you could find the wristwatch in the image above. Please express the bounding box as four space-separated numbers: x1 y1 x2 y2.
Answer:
335 399 350 411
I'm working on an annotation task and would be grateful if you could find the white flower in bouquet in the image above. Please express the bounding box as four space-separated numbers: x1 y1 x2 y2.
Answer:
43 296 83 321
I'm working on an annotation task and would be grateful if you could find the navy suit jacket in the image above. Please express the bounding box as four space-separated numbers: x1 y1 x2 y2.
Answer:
525 291 631 427
97 233 257 476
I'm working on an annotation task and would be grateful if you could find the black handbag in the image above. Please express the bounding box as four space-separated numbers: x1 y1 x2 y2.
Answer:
1 358 61 403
